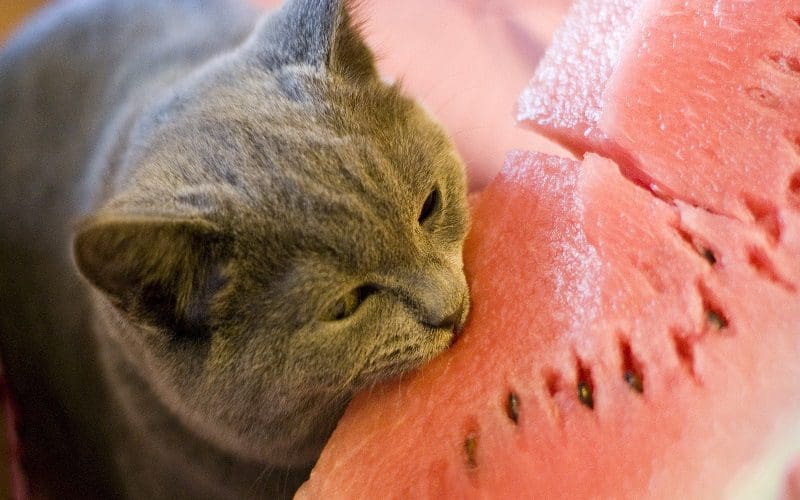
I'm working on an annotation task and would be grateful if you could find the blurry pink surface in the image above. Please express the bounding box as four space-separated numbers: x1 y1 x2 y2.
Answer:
252 0 573 190
785 458 800 500
361 0 571 189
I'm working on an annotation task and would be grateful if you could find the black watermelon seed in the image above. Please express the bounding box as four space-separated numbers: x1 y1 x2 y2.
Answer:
506 392 520 424
702 248 717 265
706 310 728 330
464 435 478 468
577 381 594 409
624 370 644 393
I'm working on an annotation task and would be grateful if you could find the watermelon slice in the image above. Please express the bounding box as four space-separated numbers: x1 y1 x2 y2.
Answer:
299 0 800 497
519 0 800 223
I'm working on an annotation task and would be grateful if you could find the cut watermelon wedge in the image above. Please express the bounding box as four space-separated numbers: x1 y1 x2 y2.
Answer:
520 0 800 223
299 0 800 497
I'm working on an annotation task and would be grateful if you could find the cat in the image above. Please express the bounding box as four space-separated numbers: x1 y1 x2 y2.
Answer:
0 0 470 497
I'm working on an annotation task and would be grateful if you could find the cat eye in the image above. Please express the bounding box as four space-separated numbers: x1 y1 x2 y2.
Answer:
418 186 441 225
322 286 376 321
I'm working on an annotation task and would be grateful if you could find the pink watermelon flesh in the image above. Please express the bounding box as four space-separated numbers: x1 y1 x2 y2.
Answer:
300 0 800 497
786 459 800 500
520 0 800 222
517 0 641 149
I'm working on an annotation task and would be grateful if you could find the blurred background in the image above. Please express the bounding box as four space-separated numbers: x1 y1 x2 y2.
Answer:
2 2 54 497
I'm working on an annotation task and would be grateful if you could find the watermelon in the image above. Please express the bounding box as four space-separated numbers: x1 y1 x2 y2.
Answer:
786 459 800 500
298 0 800 497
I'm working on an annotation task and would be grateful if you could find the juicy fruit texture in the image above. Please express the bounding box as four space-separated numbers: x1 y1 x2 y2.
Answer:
300 0 800 497
520 0 800 222
518 0 640 149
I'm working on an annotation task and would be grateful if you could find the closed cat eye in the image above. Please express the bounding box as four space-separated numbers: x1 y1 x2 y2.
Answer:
322 285 376 321
418 186 441 225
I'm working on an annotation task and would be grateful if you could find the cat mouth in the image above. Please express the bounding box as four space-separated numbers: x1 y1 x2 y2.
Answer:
356 329 454 385
448 297 470 346
449 324 462 347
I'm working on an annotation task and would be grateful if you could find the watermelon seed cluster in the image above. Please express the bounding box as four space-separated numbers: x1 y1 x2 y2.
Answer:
662 279 733 383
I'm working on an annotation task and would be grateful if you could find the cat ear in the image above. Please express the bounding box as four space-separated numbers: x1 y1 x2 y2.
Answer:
73 214 231 339
254 0 377 80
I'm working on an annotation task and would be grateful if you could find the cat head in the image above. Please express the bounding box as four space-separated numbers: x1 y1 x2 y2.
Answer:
73 0 469 466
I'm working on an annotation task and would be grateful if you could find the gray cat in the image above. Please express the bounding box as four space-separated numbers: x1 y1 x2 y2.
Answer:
0 0 469 497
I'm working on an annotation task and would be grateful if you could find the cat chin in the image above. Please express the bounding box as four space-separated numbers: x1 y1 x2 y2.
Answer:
355 327 455 387
167 383 350 467
95 318 324 467
198 422 334 468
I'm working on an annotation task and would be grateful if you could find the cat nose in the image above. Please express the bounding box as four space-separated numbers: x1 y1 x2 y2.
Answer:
407 262 469 331
421 293 468 331
424 303 464 331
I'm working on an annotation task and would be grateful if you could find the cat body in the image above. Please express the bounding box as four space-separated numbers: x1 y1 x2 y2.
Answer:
0 0 469 497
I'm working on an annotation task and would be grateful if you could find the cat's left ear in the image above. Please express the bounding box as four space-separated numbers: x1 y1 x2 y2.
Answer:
253 0 377 81
73 214 232 339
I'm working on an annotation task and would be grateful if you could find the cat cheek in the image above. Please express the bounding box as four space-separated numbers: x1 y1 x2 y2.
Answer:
445 247 465 270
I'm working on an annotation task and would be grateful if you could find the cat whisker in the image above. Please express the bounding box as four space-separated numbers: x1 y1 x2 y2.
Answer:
247 462 275 496
282 465 291 498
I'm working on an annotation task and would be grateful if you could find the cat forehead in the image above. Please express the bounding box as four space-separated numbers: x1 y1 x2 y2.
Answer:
147 62 415 156
130 58 459 265
140 62 447 199
234 133 425 243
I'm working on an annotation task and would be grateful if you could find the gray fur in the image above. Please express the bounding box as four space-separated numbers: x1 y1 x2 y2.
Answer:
0 0 469 497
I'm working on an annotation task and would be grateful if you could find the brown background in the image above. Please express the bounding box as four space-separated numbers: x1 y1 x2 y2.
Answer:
1 0 49 496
